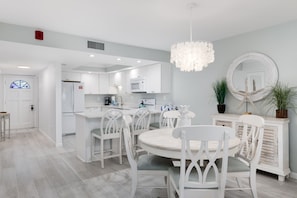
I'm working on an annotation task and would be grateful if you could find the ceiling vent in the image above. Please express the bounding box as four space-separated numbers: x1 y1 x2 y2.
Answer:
87 41 105 50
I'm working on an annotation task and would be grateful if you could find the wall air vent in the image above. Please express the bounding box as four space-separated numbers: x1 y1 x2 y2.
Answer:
87 41 105 50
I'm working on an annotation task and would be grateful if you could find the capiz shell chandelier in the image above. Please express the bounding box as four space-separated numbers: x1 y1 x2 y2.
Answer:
171 41 214 72
170 3 215 72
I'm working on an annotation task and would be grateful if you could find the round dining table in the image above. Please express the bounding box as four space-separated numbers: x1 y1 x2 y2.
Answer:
138 128 241 159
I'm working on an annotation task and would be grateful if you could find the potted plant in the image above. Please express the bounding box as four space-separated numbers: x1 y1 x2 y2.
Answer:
266 82 297 118
212 78 228 113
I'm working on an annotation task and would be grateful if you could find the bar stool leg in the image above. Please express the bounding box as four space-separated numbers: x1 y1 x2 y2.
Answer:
0 117 3 141
3 117 5 141
0 117 2 141
8 115 10 139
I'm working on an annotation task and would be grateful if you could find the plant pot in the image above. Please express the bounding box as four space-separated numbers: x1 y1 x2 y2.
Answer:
276 109 288 118
217 104 226 113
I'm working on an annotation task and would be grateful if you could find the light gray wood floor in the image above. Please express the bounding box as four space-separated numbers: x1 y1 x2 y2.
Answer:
0 129 296 198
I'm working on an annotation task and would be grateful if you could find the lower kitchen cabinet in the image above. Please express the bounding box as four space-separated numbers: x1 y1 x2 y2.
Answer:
212 113 290 181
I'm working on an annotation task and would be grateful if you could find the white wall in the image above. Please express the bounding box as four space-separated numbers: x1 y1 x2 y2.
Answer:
38 64 62 146
172 20 297 173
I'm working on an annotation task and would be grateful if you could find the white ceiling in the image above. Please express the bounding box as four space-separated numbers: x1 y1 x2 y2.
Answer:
1 0 297 75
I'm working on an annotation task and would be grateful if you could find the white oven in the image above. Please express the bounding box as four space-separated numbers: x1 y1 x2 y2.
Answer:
130 78 146 93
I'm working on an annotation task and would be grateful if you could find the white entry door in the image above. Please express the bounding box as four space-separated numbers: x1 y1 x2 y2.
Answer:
4 76 35 129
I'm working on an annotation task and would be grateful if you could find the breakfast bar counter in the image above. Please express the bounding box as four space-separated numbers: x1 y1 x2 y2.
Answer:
75 108 161 162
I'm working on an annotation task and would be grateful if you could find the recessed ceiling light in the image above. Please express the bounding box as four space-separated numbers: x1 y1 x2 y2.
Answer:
137 60 141 63
17 66 30 69
89 54 95 58
117 58 121 61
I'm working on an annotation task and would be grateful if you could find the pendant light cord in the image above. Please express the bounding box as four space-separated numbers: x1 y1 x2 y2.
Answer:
190 6 193 42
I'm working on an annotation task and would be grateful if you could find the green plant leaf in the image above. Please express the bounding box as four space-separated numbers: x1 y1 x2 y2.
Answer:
265 82 297 112
212 78 227 104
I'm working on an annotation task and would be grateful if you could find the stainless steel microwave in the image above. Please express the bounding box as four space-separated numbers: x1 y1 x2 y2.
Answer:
130 78 146 93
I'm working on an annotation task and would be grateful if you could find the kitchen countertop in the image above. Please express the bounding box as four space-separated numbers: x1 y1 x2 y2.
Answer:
76 108 161 119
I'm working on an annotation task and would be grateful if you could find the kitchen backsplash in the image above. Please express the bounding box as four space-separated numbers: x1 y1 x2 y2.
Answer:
84 93 172 110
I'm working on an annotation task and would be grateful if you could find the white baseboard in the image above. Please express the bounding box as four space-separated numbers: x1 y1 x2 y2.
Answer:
39 129 63 147
290 172 297 179
39 129 56 146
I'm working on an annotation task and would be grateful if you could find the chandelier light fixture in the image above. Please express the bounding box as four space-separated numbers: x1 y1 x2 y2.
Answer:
170 2 215 72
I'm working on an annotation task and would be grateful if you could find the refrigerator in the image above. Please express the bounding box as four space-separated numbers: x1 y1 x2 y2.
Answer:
62 82 85 135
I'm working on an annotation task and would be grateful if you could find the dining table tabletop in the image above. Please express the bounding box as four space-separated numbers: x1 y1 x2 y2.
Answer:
138 127 241 159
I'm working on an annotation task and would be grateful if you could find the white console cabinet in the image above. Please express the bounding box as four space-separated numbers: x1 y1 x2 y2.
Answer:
212 114 290 181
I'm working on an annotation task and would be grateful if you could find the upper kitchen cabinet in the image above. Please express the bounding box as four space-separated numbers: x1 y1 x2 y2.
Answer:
109 71 126 94
81 73 99 94
127 63 171 93
98 73 109 94
62 71 81 82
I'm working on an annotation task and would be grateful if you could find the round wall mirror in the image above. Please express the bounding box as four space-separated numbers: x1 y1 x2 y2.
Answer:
226 52 278 102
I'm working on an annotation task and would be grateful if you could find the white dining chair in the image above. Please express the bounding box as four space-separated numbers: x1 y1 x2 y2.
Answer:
90 109 123 168
168 125 233 198
224 114 265 198
123 115 173 198
163 110 181 128
149 108 169 130
131 108 151 153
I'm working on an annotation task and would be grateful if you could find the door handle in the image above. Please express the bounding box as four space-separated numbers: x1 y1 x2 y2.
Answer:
30 105 34 111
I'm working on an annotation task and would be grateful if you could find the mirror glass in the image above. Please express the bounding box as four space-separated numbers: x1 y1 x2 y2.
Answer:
226 52 278 102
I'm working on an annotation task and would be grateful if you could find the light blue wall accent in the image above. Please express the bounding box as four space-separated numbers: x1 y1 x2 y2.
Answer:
172 20 297 173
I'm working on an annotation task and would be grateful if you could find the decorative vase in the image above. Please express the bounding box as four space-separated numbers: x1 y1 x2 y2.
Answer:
276 109 288 118
217 104 226 113
179 105 192 127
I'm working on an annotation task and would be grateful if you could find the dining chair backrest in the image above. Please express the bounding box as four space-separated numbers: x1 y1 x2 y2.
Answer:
123 115 137 169
131 108 151 152
132 108 151 133
163 110 181 128
172 125 234 197
236 114 265 166
123 114 173 198
100 109 123 138
159 108 169 128
149 108 169 130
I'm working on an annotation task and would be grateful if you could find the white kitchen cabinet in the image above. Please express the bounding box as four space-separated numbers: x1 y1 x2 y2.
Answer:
99 73 110 94
212 114 290 181
144 63 171 93
126 63 171 93
62 71 81 82
109 71 127 94
81 73 99 94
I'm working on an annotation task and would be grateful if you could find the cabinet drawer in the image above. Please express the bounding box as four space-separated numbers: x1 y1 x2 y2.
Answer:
215 120 232 128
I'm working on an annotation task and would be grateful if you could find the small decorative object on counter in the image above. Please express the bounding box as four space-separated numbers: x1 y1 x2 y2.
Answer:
178 105 195 127
161 104 178 111
139 100 145 108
